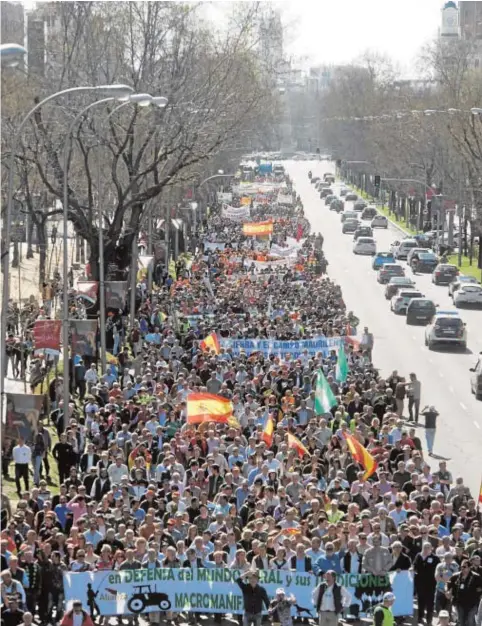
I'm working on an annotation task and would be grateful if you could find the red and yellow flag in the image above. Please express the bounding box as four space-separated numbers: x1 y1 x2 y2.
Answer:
199 332 221 355
344 433 377 480
286 433 310 458
261 415 275 448
478 478 482 506
128 445 152 470
187 393 233 425
243 221 274 237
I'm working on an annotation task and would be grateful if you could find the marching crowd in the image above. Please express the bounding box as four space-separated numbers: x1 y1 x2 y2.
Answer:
1 171 482 626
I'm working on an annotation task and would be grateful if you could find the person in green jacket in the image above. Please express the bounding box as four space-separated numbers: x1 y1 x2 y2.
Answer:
373 592 395 626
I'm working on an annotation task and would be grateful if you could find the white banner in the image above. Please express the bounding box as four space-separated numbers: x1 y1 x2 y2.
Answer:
277 191 294 205
203 241 226 251
63 568 414 618
243 257 297 271
221 203 251 221
217 192 233 203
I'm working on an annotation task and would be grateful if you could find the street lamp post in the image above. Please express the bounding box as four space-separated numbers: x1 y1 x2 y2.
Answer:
1 83 133 424
0 43 27 66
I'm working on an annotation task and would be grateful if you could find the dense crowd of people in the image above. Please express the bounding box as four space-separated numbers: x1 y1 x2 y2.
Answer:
1 169 482 626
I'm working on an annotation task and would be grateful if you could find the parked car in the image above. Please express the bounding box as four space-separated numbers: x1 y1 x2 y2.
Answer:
353 199 368 212
330 198 345 212
432 264 459 285
323 172 333 181
373 251 395 270
407 247 434 265
320 187 333 198
310 176 320 184
453 284 482 307
425 311 467 350
449 275 479 296
371 215 388 228
391 289 424 314
341 211 358 223
324 194 336 205
384 276 416 299
361 206 378 221
406 299 437 325
411 252 439 273
354 225 374 240
345 192 358 201
353 237 376 255
342 219 360 234
377 263 405 284
394 239 419 260
340 187 348 197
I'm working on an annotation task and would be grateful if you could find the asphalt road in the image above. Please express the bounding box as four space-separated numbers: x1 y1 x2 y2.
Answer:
287 160 482 496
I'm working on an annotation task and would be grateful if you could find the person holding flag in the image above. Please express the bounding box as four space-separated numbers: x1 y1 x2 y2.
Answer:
315 369 337 415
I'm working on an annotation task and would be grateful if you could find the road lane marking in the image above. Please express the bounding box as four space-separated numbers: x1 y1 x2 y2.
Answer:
474 421 480 430
460 402 468 411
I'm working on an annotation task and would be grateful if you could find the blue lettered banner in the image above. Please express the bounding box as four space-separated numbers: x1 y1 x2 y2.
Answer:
220 336 345 357
63 568 413 617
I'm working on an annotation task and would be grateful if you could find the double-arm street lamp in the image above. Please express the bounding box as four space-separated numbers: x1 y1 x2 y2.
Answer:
61 92 167 418
1 83 134 423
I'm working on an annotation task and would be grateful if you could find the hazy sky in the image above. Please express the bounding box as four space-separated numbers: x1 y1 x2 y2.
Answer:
282 0 442 72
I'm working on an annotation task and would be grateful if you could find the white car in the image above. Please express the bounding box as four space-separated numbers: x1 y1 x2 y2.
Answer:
425 311 467 350
353 237 376 255
371 215 388 228
453 284 482 307
390 289 424 314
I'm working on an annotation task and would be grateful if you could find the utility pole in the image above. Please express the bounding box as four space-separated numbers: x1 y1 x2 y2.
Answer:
147 202 153 293
129 234 137 328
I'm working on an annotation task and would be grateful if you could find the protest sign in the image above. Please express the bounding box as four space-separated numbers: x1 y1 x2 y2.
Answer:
63 568 413 618
203 241 226 252
243 257 297 271
105 281 128 309
217 192 233 203
76 281 99 308
4 393 45 444
33 320 61 354
221 203 251 221
69 320 97 357
220 336 345 357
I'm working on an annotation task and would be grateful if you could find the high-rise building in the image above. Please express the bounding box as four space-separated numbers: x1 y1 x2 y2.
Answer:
1 1 24 46
459 0 482 40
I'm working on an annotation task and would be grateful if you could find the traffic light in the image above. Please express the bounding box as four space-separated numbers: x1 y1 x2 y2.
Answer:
316 147 320 154
374 175 381 188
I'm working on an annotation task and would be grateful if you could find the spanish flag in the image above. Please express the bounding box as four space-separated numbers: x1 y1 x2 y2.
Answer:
128 445 152 470
286 433 310 458
243 221 274 237
199 332 221 355
344 433 377 480
187 393 233 425
106 352 119 365
478 478 482 507
262 415 275 448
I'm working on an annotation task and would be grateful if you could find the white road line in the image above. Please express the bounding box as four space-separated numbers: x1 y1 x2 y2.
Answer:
460 402 468 411
474 421 480 430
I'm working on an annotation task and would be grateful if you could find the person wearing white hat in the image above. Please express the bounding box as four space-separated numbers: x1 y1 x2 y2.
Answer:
268 588 297 626
373 593 396 626
438 610 451 625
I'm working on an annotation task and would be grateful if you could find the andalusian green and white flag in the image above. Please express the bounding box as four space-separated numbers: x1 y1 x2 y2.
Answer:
335 345 349 383
314 369 337 414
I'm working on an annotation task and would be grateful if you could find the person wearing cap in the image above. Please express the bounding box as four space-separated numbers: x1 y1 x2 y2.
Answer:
60 600 94 626
312 570 351 626
235 569 270 626
268 587 297 626
372 592 396 626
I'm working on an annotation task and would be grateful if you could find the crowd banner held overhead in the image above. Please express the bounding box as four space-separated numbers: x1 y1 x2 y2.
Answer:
221 203 251 221
63 568 413 618
199 332 220 354
69 320 97 357
203 241 226 251
33 320 62 354
314 369 337 414
187 392 234 425
242 221 274 237
243 257 297 271
219 336 344 358
105 281 128 309
4 393 45 444
76 281 99 307
344 432 378 480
